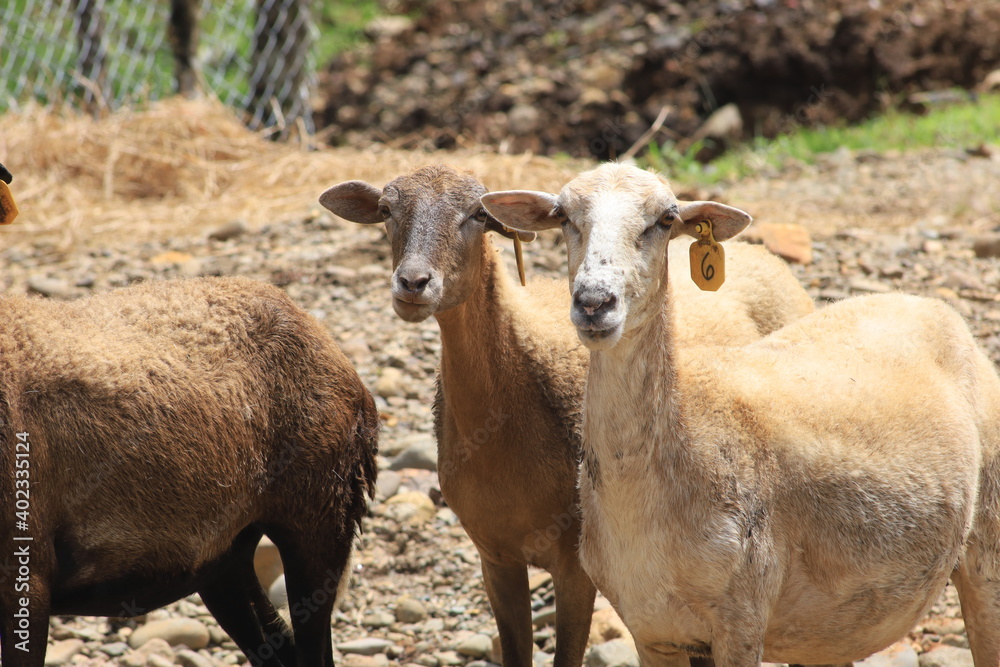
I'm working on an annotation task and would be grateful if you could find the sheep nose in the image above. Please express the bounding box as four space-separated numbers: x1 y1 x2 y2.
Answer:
574 292 617 317
399 272 431 295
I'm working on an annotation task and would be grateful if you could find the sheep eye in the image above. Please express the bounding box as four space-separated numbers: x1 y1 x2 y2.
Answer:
378 204 391 219
552 205 568 224
658 210 677 227
472 208 490 223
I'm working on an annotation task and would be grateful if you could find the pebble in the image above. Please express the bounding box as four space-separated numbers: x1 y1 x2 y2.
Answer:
337 638 395 656
376 368 406 398
973 234 1000 258
208 220 248 242
99 642 131 657
383 491 437 526
589 607 632 645
918 646 974 667
363 610 397 628
376 469 403 498
434 650 465 666
254 536 284 589
389 436 438 471
858 641 920 667
532 607 557 629
176 649 219 667
849 277 892 293
128 618 210 650
455 633 494 659
122 638 175 667
584 639 640 667
44 638 84 666
269 574 288 608
395 596 430 623
27 276 82 299
344 654 391 667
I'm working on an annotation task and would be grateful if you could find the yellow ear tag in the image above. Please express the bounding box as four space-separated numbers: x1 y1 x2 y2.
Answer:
0 180 18 225
506 227 527 287
689 220 725 291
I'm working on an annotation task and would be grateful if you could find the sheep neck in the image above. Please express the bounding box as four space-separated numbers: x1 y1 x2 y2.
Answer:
434 238 518 434
583 277 700 495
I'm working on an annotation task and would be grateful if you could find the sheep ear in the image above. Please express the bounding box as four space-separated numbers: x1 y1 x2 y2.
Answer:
318 180 384 224
673 200 751 241
485 216 536 243
481 191 561 233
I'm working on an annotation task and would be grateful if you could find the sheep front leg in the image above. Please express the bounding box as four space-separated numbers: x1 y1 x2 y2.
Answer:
952 561 1000 667
551 553 597 667
482 559 534 667
0 559 51 667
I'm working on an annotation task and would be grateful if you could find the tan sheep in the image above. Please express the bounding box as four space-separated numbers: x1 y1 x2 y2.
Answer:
0 276 378 667
319 164 812 667
482 162 1000 667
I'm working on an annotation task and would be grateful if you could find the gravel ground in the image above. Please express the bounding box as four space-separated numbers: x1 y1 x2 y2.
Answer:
4 145 999 667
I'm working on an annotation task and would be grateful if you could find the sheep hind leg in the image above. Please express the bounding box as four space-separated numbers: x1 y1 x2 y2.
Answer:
198 530 296 667
272 529 354 667
482 559 534 667
551 553 597 667
952 558 1000 667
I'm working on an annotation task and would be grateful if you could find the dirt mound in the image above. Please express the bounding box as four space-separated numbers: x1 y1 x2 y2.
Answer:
316 0 1000 158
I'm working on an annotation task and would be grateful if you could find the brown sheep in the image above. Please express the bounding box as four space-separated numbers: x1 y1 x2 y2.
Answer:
0 276 378 667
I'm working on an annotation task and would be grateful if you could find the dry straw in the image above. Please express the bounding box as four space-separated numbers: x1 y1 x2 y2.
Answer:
0 97 588 253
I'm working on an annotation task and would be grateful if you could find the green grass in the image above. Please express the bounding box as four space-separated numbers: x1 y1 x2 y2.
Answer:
643 92 1000 184
314 0 385 66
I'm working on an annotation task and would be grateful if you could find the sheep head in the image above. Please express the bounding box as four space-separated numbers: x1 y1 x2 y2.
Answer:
482 163 750 349
320 165 534 323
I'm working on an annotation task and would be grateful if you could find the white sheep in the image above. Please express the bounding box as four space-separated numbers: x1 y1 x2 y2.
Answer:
0 276 378 667
319 164 813 667
482 162 1000 667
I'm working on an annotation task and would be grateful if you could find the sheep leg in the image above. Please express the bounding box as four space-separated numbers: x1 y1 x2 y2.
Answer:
198 552 297 667
0 562 51 667
551 555 597 667
482 560 533 667
952 561 1000 667
273 531 352 667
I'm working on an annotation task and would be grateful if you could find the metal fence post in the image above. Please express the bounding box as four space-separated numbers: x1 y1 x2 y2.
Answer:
72 0 111 114
249 0 314 138
169 0 201 98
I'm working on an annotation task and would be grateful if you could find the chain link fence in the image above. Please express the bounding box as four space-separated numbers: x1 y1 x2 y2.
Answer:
1 0 318 138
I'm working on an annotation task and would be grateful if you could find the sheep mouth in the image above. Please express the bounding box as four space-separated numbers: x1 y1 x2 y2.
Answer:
392 297 435 322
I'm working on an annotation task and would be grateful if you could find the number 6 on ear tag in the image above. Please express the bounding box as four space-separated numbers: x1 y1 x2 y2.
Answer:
689 220 725 291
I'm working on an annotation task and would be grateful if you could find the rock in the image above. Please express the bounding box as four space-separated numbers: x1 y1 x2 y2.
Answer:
363 610 396 628
973 235 1000 259
129 618 210 650
455 633 494 659
376 368 405 398
532 607 557 628
176 649 219 667
27 276 82 299
389 436 437 471
434 650 465 666
395 596 430 623
208 220 248 242
44 638 84 665
584 639 640 667
269 573 288 608
857 641 919 667
589 607 633 647
148 655 177 667
979 68 1000 92
376 469 403 499
849 277 892 294
254 536 283 590
344 654 391 667
918 646 974 667
99 642 131 657
528 571 552 591
337 638 395 656
122 638 175 667
150 250 194 265
384 432 432 458
743 222 813 264
509 104 542 136
383 491 437 525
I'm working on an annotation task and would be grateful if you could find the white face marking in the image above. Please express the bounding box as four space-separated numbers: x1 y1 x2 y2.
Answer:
557 165 677 348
